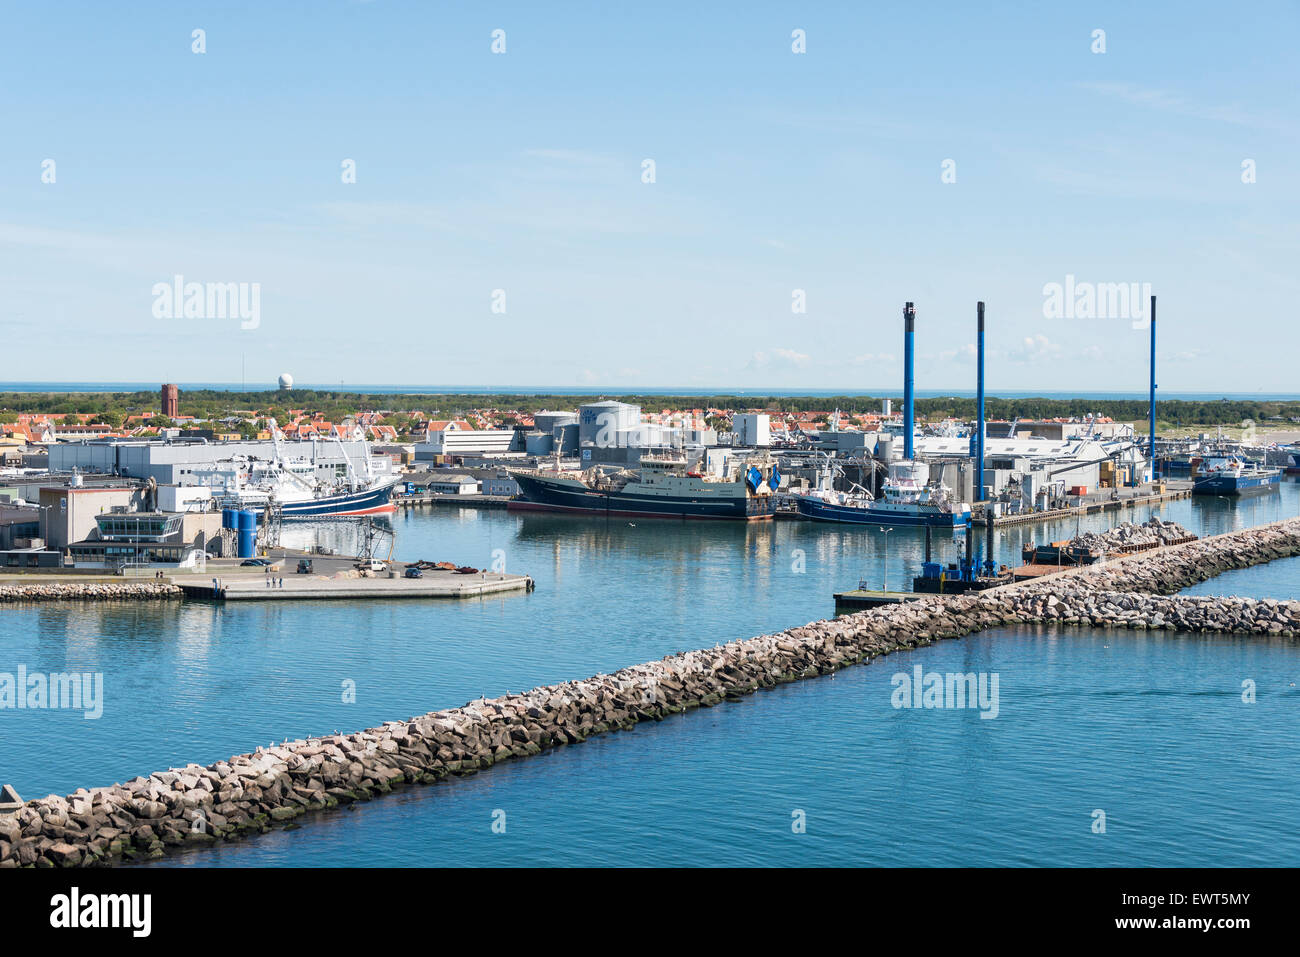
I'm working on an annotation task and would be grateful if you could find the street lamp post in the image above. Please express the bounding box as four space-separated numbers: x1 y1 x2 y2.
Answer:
881 527 894 592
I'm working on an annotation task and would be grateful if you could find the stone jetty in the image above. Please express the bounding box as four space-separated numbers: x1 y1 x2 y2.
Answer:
1069 516 1193 551
0 581 181 603
4 517 1298 868
1049 515 1300 596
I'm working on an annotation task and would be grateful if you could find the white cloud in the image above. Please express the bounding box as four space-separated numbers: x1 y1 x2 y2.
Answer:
937 343 977 363
521 148 619 167
1076 82 1286 131
1005 334 1062 364
747 348 812 371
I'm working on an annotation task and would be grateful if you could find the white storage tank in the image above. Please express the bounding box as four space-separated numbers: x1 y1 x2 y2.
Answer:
533 410 578 434
579 401 641 448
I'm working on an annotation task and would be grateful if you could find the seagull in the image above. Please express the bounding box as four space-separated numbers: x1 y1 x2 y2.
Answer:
628 523 636 527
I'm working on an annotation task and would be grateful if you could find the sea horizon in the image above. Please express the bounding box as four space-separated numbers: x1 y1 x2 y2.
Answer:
2 382 1298 403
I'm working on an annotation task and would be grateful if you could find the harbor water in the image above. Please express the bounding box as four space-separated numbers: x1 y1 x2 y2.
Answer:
2 480 1298 866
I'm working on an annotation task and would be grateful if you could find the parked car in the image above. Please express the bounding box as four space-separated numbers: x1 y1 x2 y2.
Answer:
403 566 423 579
240 558 271 567
296 559 314 574
356 559 387 573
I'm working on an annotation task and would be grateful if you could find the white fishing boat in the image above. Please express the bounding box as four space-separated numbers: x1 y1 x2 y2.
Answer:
191 432 398 519
796 456 971 527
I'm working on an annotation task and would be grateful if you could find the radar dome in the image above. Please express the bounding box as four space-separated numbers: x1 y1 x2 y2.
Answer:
277 373 294 391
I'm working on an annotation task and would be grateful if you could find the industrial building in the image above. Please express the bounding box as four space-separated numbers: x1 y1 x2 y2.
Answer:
417 429 518 460
48 438 384 484
66 511 204 569
0 505 41 550
482 474 519 497
733 413 771 447
424 474 480 495
989 419 1134 441
37 484 149 550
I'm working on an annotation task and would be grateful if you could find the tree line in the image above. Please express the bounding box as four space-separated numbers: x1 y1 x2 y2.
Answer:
1 390 1295 429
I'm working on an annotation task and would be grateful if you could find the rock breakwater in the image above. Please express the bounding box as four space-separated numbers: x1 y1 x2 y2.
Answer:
1069 516 1193 552
0 581 181 604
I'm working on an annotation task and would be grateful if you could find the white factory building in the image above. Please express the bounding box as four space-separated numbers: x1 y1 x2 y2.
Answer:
48 438 390 485
418 429 517 458
732 413 771 447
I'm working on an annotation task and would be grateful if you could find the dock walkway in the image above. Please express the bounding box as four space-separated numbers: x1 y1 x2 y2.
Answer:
832 589 925 610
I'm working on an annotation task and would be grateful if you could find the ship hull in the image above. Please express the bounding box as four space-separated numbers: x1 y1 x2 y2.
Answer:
278 481 398 518
1192 472 1281 496
509 473 774 520
797 496 970 527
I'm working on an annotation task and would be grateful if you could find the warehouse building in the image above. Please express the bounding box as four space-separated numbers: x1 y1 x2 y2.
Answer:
48 438 386 484
416 429 518 461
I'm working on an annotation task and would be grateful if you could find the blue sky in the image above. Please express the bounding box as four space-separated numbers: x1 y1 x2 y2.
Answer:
1 0 1296 393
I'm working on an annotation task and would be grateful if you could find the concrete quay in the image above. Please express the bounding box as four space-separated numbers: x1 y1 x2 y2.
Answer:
4 516 1298 868
392 493 510 510
979 481 1194 528
177 569 533 601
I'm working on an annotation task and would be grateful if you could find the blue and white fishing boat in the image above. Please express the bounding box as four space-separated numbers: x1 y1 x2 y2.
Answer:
796 458 970 527
1192 455 1281 495
191 434 399 519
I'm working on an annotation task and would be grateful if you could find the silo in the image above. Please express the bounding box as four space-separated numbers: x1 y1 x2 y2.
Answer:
533 410 578 435
236 509 257 559
554 423 579 454
525 431 555 456
579 401 640 448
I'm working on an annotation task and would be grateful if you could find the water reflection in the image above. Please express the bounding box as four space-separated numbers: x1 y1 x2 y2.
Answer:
279 517 395 559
